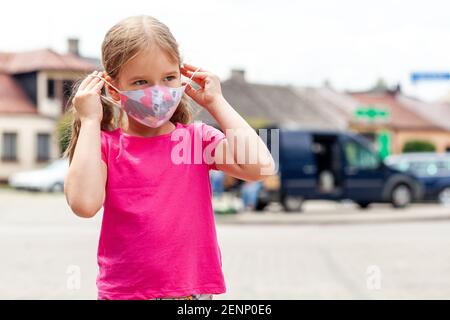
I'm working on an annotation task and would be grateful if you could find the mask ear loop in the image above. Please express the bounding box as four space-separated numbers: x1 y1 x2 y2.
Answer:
183 66 202 88
92 75 121 92
91 75 122 107
90 75 125 160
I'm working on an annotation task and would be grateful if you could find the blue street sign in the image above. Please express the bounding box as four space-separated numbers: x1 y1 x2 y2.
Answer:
411 72 450 83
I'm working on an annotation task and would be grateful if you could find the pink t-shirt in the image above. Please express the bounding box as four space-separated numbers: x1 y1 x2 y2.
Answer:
97 121 227 300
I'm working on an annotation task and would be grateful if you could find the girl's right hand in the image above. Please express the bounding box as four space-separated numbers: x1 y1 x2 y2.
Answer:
73 70 105 123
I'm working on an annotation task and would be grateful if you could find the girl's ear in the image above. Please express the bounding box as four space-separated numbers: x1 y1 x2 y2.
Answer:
104 74 121 101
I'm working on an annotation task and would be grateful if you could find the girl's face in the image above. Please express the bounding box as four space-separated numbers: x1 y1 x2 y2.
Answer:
108 46 181 96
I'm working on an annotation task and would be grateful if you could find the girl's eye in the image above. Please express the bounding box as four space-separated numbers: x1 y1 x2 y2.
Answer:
133 80 147 86
133 76 175 86
165 76 176 82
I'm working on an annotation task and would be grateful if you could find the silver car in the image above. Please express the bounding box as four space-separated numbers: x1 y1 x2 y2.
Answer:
8 158 69 192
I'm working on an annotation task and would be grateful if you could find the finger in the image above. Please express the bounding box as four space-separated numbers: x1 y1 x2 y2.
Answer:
181 71 206 89
82 70 99 90
182 68 204 81
94 78 105 92
180 64 206 72
79 71 98 90
184 83 199 99
185 84 206 106
85 71 102 90
181 63 204 72
94 74 120 93
183 70 209 80
183 76 205 91
181 68 197 81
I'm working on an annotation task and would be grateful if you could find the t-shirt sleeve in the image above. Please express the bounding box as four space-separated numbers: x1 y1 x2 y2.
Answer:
202 123 226 171
100 130 108 165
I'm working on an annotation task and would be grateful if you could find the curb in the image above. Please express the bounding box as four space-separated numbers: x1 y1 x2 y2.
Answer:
214 208 450 226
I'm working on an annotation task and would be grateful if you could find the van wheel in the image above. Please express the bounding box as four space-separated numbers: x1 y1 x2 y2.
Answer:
255 199 268 212
356 202 371 209
390 184 412 208
282 195 304 212
255 189 269 212
438 187 450 206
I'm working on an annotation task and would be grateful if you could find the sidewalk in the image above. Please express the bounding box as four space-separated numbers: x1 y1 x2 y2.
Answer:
214 201 450 225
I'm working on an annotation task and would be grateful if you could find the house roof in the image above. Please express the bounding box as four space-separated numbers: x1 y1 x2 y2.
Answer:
398 95 450 131
192 72 448 133
0 74 36 114
349 91 445 131
0 48 96 74
193 74 341 129
292 86 358 130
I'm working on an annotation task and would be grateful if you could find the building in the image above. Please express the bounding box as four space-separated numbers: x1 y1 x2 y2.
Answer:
349 86 450 154
0 41 97 182
193 69 345 130
194 70 450 157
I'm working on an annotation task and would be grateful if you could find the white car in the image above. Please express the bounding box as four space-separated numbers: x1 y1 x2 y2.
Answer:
8 158 69 192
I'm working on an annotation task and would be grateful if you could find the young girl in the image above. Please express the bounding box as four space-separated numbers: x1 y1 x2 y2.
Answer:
63 15 275 300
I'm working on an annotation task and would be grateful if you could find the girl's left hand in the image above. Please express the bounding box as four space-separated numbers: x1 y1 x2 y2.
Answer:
181 63 224 110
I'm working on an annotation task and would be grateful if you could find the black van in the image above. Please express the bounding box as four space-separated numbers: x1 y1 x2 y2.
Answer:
257 128 423 211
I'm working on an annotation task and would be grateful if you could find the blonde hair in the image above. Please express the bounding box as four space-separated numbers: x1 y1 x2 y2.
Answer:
63 15 192 163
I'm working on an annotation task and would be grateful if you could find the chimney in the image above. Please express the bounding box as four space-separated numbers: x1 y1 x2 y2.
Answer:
230 68 246 82
68 38 80 56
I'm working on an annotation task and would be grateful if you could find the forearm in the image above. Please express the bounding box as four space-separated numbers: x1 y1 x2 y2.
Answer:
208 96 275 178
65 119 104 217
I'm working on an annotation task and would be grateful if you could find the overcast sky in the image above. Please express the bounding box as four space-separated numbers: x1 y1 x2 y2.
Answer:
1 0 449 101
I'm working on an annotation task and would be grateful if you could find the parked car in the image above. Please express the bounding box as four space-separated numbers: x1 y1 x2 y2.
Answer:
8 158 69 192
384 152 450 205
257 128 423 212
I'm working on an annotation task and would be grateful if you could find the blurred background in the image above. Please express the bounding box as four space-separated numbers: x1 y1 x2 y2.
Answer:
1 0 450 299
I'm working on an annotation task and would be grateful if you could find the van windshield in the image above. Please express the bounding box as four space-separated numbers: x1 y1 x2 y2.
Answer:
344 141 380 169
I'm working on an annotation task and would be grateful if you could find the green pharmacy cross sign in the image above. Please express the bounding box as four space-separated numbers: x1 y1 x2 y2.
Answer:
354 105 390 121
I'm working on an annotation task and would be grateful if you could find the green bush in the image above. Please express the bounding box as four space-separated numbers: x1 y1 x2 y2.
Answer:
55 112 73 157
402 140 436 153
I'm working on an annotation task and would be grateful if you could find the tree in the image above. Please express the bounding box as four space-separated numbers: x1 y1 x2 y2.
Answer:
402 140 436 153
55 112 74 157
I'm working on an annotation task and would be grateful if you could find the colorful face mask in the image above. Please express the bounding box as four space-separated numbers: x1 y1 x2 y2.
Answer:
95 67 200 128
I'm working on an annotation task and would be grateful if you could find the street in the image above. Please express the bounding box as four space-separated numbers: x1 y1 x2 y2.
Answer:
0 188 449 299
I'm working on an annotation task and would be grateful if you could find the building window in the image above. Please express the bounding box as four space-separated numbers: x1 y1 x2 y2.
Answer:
2 132 18 162
37 133 50 162
47 79 55 98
